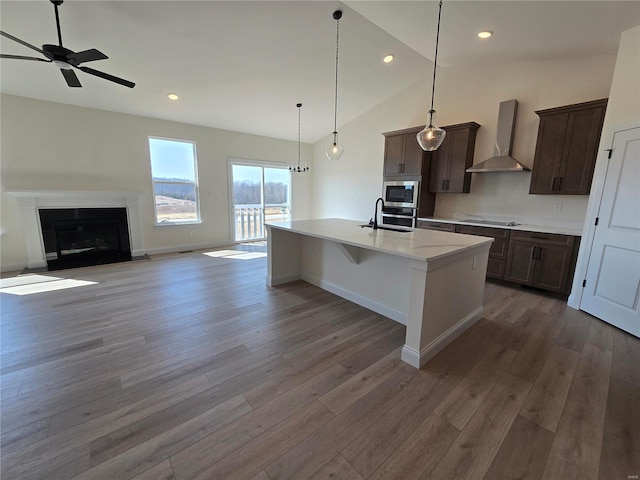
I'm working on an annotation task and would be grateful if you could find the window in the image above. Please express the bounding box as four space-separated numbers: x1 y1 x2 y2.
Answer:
230 161 291 241
148 137 200 225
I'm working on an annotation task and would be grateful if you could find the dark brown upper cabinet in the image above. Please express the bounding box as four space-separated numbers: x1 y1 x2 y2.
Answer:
383 126 425 179
428 122 480 193
529 98 607 195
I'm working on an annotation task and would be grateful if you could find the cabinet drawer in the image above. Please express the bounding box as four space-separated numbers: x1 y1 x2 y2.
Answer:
457 225 510 238
416 221 456 232
457 225 510 259
511 230 575 247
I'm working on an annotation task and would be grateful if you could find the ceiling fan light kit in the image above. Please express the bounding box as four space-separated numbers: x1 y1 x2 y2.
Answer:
417 0 446 152
326 9 344 161
0 0 135 89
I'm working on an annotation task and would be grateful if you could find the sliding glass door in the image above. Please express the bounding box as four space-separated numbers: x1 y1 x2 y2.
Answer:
230 161 291 242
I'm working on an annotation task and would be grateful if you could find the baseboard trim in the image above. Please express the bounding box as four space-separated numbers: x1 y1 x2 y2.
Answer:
144 241 230 256
301 273 408 325
1 262 28 274
401 305 483 368
267 273 302 287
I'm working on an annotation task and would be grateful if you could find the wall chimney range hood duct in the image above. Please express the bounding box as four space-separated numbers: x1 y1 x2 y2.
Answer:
466 99 531 173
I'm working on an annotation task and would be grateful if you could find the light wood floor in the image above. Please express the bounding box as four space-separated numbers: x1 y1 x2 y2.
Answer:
1 244 638 480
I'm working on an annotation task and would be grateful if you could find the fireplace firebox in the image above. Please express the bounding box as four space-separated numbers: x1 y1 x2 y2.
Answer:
39 208 132 270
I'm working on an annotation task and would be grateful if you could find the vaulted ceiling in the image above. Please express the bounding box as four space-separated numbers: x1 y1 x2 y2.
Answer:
1 1 638 143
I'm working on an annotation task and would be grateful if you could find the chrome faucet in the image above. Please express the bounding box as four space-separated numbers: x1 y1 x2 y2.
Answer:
373 197 385 230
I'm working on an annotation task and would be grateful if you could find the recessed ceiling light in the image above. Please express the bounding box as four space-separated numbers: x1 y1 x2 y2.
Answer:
383 54 394 63
167 93 179 100
478 31 493 39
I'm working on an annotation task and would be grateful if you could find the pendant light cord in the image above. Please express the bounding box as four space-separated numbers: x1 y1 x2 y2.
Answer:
332 11 341 139
429 0 443 121
297 103 301 168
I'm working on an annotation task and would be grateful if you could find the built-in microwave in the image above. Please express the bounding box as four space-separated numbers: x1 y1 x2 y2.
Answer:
382 180 419 209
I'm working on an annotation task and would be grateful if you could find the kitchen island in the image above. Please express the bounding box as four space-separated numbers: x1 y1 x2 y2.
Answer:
266 218 493 368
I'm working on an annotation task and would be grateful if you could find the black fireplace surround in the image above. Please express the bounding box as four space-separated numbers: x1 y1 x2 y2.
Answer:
39 208 132 270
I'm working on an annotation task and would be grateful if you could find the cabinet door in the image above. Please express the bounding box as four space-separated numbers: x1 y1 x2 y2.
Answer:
384 134 404 176
533 244 573 293
428 144 449 192
487 258 506 280
446 128 474 193
529 113 567 194
504 240 537 285
402 134 425 176
557 104 606 194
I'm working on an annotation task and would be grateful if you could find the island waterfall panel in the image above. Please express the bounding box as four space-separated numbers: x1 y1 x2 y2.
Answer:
38 208 132 270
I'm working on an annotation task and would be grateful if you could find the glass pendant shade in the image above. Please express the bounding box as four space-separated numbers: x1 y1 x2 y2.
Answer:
417 111 446 151
326 131 344 160
326 141 344 161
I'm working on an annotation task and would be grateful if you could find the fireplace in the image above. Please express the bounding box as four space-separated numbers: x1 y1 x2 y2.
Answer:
39 208 132 270
7 190 144 270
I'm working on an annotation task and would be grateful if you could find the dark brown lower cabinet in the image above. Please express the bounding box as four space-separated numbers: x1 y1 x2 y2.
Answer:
457 225 510 280
504 231 577 294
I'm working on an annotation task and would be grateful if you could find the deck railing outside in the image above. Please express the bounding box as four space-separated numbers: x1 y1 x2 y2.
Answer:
234 204 289 241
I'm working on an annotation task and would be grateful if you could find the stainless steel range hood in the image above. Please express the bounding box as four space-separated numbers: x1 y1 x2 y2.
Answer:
466 99 531 173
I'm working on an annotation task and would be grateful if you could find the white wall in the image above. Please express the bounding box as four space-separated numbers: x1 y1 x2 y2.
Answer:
569 25 640 307
311 53 617 226
0 95 313 270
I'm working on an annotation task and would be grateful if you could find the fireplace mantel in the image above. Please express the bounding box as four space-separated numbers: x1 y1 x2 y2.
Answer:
6 190 145 269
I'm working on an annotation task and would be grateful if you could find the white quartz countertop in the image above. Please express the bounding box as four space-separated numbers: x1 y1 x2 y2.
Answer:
417 217 583 237
267 218 493 262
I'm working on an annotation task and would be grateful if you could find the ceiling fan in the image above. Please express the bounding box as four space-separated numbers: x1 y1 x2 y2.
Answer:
0 0 135 88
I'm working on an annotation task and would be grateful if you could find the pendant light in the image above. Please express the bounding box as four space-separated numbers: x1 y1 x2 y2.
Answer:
326 10 344 161
289 103 309 173
417 0 446 152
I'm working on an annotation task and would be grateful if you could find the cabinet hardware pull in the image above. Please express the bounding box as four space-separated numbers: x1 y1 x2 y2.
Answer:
538 247 543 260
446 179 450 190
558 177 563 190
552 177 557 191
442 179 445 190
531 235 549 240
531 246 537 260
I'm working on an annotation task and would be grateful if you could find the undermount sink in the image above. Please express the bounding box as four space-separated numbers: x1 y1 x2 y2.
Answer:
360 224 411 233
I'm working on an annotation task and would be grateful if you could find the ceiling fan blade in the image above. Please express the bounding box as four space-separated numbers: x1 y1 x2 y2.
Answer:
61 68 81 87
1 54 51 62
0 31 46 55
68 48 108 65
78 66 135 88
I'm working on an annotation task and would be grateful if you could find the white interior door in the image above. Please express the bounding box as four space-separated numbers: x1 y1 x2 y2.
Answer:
580 126 640 337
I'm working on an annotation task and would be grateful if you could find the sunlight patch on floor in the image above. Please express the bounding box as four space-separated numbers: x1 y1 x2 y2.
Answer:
202 250 267 260
0 274 98 296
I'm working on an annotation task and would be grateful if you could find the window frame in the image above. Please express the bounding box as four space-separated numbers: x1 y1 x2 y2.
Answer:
148 136 201 227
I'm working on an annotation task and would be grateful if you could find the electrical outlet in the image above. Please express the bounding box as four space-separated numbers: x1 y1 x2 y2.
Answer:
188 231 194 239
554 204 563 213
472 256 477 270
